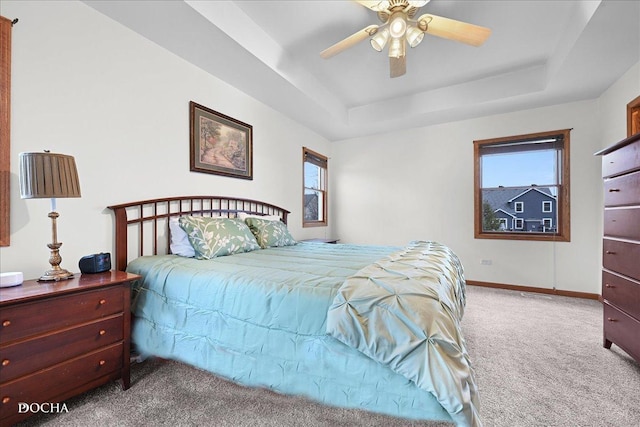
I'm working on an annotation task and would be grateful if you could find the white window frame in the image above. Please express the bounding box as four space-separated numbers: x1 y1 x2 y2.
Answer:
514 201 524 213
542 201 552 213
515 218 524 229
543 218 553 229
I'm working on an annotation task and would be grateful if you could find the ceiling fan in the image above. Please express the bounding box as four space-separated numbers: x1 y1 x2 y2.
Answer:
320 0 491 78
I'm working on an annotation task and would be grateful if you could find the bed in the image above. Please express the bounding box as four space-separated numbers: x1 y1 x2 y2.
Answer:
108 196 480 427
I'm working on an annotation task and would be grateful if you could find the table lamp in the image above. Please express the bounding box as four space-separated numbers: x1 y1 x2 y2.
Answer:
19 151 81 281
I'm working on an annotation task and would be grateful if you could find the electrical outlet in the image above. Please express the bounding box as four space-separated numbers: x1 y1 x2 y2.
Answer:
481 259 492 265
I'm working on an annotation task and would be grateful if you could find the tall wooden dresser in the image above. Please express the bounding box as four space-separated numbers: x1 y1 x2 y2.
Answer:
595 132 640 364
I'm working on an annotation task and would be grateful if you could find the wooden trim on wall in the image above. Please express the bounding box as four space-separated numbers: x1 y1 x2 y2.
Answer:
0 16 12 247
466 279 600 301
627 95 640 137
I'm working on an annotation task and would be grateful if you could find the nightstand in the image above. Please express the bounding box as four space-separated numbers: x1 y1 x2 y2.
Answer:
302 238 340 244
0 271 140 425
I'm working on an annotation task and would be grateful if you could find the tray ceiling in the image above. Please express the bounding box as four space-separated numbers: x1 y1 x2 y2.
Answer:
83 0 640 141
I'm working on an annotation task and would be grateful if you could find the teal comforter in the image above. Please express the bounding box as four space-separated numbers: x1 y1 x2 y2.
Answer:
327 241 479 426
126 241 478 426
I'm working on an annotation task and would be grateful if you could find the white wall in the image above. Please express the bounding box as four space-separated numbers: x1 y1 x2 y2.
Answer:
331 71 638 294
598 62 640 147
1 1 332 280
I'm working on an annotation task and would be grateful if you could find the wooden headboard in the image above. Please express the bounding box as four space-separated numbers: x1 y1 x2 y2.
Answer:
107 196 290 271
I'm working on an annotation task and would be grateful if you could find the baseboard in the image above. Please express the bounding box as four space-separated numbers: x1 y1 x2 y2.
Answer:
466 280 600 300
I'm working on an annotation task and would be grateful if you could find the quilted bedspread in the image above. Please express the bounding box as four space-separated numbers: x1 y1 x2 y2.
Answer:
327 240 480 427
126 241 477 425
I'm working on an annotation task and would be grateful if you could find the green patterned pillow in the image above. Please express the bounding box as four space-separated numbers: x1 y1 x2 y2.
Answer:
245 217 297 249
178 216 260 259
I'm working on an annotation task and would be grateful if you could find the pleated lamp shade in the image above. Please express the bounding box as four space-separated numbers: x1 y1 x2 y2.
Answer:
19 152 81 200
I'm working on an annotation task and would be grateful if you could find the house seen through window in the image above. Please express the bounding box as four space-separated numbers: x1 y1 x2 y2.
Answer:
303 147 328 227
474 129 571 241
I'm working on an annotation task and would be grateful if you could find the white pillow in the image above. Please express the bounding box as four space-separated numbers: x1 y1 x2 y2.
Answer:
169 217 196 257
236 212 282 222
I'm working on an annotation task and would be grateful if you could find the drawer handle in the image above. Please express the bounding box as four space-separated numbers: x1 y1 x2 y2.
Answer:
99 360 106 366
2 397 9 404
99 329 107 336
605 251 616 255
2 320 10 327
604 283 615 288
607 317 618 322
1 359 9 366
608 188 620 192
99 299 107 305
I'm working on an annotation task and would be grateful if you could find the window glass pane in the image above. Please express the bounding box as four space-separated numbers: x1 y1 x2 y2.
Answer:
481 185 558 233
304 162 320 190
304 189 324 221
481 149 557 188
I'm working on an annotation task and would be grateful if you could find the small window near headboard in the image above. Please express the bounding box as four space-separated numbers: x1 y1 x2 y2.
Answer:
303 147 328 227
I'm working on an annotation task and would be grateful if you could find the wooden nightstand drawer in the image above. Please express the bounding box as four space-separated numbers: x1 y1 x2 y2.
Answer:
603 303 640 361
0 315 123 383
602 270 640 320
0 286 123 344
603 239 640 282
0 342 123 422
603 170 640 207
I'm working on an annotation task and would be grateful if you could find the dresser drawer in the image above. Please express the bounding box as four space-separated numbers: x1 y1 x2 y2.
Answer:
602 138 640 178
603 303 640 362
0 314 123 383
0 342 123 421
603 239 640 281
0 286 123 344
603 208 640 241
604 170 640 207
602 270 640 320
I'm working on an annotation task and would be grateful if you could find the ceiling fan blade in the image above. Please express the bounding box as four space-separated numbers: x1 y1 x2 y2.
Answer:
417 13 491 47
389 56 406 78
320 25 379 59
354 1 386 12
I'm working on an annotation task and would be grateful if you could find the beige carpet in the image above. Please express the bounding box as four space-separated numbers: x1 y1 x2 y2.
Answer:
17 285 640 427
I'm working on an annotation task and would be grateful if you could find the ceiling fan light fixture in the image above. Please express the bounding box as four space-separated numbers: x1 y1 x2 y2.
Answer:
388 37 405 58
405 25 424 48
370 27 390 51
408 0 430 7
389 14 407 38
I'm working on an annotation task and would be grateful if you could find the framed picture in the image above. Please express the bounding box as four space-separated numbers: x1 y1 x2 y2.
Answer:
189 101 253 180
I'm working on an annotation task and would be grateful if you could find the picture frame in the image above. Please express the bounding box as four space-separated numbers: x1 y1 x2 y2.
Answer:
189 101 253 180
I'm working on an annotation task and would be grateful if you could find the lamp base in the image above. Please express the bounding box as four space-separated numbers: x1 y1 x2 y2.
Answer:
38 268 74 282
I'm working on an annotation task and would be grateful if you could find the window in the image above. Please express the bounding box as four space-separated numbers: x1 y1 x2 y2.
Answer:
474 129 570 241
303 147 328 227
514 202 524 213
